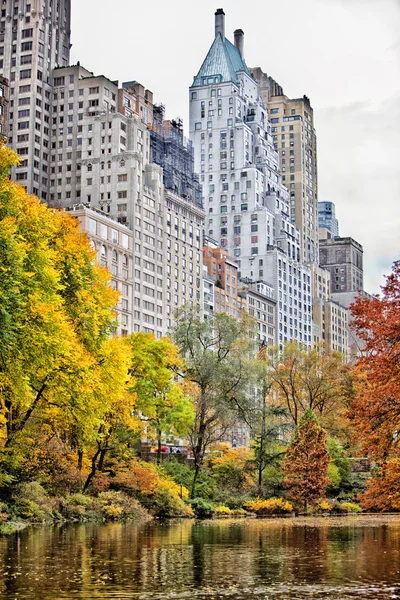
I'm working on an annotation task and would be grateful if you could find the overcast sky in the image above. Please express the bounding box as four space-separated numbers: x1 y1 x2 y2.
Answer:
71 0 400 294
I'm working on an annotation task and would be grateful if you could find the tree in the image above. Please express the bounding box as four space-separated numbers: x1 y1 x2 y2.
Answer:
173 309 255 496
359 459 400 512
268 342 353 429
349 260 400 461
282 409 330 511
349 261 400 510
0 144 133 492
250 363 289 492
128 333 194 463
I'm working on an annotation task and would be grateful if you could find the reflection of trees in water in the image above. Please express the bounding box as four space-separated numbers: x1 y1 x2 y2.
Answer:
0 518 400 596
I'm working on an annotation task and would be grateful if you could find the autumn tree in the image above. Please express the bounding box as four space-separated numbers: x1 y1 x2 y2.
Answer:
282 409 330 511
128 333 194 463
349 261 400 509
173 309 256 496
268 342 353 430
0 143 132 491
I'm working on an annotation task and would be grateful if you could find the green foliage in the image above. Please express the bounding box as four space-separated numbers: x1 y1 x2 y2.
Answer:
190 498 215 519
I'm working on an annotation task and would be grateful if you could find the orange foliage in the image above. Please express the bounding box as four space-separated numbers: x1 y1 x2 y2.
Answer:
349 261 400 461
359 459 400 512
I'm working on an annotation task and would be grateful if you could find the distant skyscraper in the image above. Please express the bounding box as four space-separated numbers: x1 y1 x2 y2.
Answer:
318 201 339 237
189 9 312 348
0 0 71 200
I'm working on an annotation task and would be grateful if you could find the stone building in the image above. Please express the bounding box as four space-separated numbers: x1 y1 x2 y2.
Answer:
0 0 71 199
319 236 364 294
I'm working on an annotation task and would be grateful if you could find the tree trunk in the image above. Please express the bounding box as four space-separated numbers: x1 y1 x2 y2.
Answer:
83 445 101 492
77 449 83 471
156 428 162 465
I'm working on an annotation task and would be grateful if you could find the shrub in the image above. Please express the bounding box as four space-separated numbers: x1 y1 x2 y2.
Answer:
12 482 56 521
244 497 293 516
190 498 214 519
316 499 333 513
215 505 233 516
337 501 361 514
61 493 95 521
96 490 148 521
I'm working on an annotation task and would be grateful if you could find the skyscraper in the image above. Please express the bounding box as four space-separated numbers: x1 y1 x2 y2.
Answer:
0 0 71 200
318 201 339 237
189 10 312 348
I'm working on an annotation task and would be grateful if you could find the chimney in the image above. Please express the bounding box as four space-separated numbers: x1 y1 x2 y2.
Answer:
215 8 225 38
234 29 244 58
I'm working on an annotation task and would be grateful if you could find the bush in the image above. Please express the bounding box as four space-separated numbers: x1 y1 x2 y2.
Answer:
244 497 293 516
12 482 56 521
96 490 148 521
215 505 233 516
315 499 333 513
337 501 361 514
190 498 214 519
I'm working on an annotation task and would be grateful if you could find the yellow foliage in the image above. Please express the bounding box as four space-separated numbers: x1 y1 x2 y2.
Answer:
244 497 293 515
215 505 233 515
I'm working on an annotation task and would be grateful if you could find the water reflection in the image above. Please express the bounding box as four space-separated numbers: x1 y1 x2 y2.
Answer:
0 516 399 599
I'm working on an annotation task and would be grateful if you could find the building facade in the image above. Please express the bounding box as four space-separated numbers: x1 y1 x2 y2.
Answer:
67 204 134 336
251 69 318 266
319 236 364 294
189 10 312 349
48 64 165 338
0 0 71 199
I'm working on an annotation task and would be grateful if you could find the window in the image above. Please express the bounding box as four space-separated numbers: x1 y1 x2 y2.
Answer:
195 122 201 130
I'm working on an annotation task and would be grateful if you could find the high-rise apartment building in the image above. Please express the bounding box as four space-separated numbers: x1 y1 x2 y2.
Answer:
190 10 312 348
0 0 71 199
318 201 339 237
66 204 134 337
319 236 364 294
48 64 165 338
48 63 205 336
251 68 318 265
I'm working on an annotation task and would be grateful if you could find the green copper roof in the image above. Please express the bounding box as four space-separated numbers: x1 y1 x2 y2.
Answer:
192 33 251 87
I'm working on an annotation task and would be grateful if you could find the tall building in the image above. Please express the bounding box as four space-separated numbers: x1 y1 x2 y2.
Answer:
319 236 364 294
318 201 339 237
0 0 71 199
190 9 312 349
250 68 318 265
66 204 134 337
48 64 165 338
47 63 205 336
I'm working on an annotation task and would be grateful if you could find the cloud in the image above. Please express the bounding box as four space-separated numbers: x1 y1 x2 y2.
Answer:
317 97 400 293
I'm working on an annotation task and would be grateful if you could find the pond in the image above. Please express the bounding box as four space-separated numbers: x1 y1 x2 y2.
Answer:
0 515 399 599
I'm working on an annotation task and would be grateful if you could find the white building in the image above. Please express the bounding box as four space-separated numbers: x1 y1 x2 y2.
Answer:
189 10 312 348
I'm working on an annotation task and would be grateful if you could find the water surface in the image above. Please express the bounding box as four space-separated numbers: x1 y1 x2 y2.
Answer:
0 515 399 599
